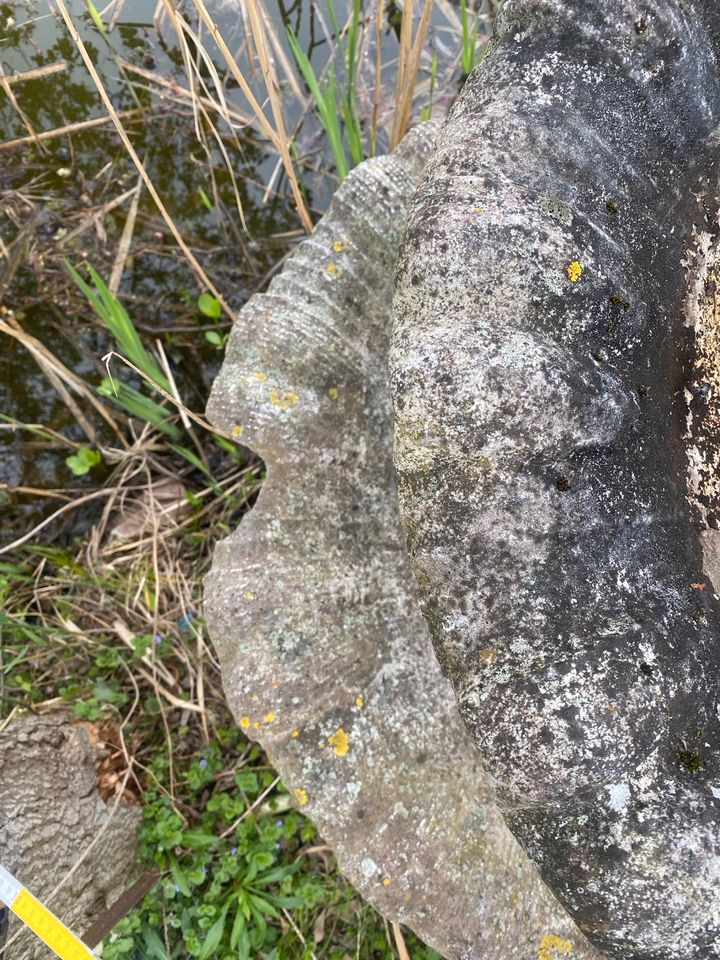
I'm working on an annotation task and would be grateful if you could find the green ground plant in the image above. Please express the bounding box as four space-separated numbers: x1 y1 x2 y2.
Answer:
460 0 484 77
287 0 365 180
0 552 439 960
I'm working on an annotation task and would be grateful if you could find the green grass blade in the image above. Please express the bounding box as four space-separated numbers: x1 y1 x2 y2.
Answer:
66 260 171 394
85 0 107 38
86 263 171 391
287 27 349 179
98 378 181 438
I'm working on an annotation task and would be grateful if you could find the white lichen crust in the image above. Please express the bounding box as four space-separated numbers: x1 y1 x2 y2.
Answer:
391 2 720 957
204 126 598 959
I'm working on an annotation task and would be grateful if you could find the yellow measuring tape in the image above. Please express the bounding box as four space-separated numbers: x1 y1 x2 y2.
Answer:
0 865 96 960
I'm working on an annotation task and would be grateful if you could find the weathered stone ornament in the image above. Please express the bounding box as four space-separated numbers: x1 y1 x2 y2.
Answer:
391 1 720 957
204 125 598 958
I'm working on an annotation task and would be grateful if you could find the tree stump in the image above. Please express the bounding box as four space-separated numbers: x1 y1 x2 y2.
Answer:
0 712 140 959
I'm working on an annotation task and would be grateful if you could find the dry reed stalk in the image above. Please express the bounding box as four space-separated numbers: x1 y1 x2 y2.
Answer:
109 178 142 295
0 484 72 501
395 0 414 111
392 923 411 960
0 64 45 150
155 338 194 438
101 350 234 441
53 0 233 316
143 464 177 795
0 108 146 153
104 0 128 32
0 422 93 451
117 59 252 127
281 907 314 956
0 316 127 442
158 2 248 231
56 184 139 248
244 0 314 230
390 0 434 149
256 1 305 103
372 0 385 154
219 775 281 839
0 487 121 553
1 61 67 84
188 0 314 232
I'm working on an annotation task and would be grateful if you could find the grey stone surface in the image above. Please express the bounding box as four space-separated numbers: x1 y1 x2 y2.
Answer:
391 2 720 957
204 125 598 960
0 712 140 959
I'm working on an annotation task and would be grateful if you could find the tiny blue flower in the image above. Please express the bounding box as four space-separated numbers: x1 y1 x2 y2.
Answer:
154 634 162 645
230 847 238 856
199 758 208 768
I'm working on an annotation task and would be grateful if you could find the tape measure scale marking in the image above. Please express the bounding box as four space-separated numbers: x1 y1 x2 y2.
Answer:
0 865 95 960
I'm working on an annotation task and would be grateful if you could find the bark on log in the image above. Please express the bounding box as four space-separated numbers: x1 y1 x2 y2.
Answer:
391 1 720 957
0 712 140 959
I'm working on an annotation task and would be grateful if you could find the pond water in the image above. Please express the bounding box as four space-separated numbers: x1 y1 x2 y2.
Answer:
0 0 483 544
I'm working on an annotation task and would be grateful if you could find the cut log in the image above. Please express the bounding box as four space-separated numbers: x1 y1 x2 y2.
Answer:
0 712 140 959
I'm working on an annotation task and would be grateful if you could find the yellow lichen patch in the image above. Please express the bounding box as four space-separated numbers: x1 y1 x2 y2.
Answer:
293 788 308 806
355 696 364 709
328 386 339 400
245 591 255 600
538 933 573 960
269 390 300 410
231 424 244 437
326 262 341 276
252 721 261 730
333 239 347 253
264 712 276 723
239 716 250 729
382 877 391 887
255 372 268 382
566 260 583 283
291 729 300 738
479 646 498 664
473 205 484 213
328 728 350 757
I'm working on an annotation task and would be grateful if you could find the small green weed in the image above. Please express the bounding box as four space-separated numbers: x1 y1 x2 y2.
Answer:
460 0 485 77
104 731 442 960
65 446 103 476
419 51 438 122
287 0 365 180
66 260 171 394
198 293 222 320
